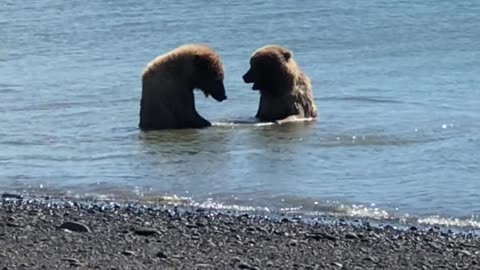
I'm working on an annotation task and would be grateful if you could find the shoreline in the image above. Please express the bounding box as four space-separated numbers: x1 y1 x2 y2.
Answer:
3 192 480 234
1 196 480 269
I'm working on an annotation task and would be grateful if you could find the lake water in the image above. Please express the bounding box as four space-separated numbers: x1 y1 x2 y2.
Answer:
1 1 479 228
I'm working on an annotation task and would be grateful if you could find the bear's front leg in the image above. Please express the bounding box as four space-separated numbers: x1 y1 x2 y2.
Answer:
187 112 211 129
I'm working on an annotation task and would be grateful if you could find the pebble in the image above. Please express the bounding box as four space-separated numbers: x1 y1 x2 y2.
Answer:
156 251 168 259
61 258 80 264
307 233 337 241
1 193 23 200
345 232 359 239
59 221 91 233
364 256 378 263
134 229 159 236
121 250 135 256
196 221 206 227
238 262 255 269
288 239 298 246
332 262 343 268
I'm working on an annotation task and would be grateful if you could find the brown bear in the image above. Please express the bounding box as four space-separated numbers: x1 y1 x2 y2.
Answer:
242 45 317 124
139 44 227 130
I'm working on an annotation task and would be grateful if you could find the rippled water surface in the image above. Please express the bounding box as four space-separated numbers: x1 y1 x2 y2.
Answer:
1 1 479 227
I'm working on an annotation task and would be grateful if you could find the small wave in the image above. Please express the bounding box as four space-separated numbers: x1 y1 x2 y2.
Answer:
314 134 440 148
319 95 413 105
417 216 480 229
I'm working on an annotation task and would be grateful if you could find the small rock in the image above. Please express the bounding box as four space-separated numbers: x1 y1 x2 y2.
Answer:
61 258 80 264
59 221 91 233
186 224 198 229
134 229 159 236
1 193 23 200
332 262 343 268
121 250 135 256
364 256 378 263
196 221 206 227
238 262 253 269
288 239 298 246
256 226 268 234
345 232 359 239
409 226 418 231
6 222 22 228
307 233 336 241
195 264 214 269
458 249 472 256
156 251 168 259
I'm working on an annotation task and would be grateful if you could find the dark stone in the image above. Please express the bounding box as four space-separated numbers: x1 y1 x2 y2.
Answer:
288 239 298 246
156 251 168 259
345 233 359 239
134 229 159 236
238 262 254 269
1 193 23 200
6 222 22 228
307 233 336 241
59 221 91 233
61 258 80 264
281 218 290 223
186 224 198 229
364 256 378 263
121 250 135 256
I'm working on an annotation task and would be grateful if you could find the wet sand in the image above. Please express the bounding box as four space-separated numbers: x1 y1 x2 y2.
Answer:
0 197 479 270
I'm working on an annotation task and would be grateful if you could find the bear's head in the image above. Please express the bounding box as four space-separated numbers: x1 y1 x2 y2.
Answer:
192 49 227 102
242 45 296 96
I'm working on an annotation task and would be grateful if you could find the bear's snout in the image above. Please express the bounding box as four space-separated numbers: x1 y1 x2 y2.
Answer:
212 94 227 102
209 80 227 102
242 70 254 83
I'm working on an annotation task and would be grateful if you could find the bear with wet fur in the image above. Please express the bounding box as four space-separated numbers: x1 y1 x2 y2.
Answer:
242 45 317 124
139 44 227 130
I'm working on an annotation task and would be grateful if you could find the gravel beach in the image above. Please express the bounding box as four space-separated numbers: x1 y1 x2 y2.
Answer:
1 197 479 270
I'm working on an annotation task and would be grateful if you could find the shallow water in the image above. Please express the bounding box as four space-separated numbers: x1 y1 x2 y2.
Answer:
1 1 479 227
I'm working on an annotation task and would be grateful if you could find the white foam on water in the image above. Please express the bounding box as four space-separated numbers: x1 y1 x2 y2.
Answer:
211 121 274 127
191 198 271 212
417 216 480 229
345 204 391 219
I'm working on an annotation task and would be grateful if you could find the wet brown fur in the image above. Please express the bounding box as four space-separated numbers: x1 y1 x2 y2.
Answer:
244 45 317 122
139 44 225 130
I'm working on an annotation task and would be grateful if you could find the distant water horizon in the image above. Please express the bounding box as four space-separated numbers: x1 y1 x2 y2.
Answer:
1 1 479 228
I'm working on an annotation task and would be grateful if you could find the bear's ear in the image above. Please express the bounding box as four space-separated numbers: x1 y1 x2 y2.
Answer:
283 50 292 61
